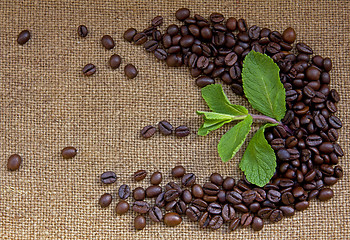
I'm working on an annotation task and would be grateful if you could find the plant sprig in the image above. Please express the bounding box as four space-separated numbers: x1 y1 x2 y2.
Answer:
197 51 286 187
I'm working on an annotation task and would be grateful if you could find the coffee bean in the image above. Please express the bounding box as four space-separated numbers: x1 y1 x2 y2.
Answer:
99 193 112 207
17 30 31 45
124 64 138 79
222 204 235 222
192 199 208 211
296 42 313 54
240 213 253 227
140 125 157 138
229 217 240 231
109 54 122 69
210 12 224 23
330 89 340 102
144 40 158 52
154 48 167 60
199 212 210 228
118 184 130 199
267 190 281 203
7 154 22 171
165 189 180 202
203 182 219 195
237 18 247 32
149 206 163 222
155 192 166 207
306 135 322 146
133 201 150 214
324 176 338 186
319 142 334 154
281 192 295 205
133 187 146 201
334 166 343 178
151 16 163 26
82 63 96 76
175 200 187 215
101 35 115 50
269 209 283 222
165 182 182 194
195 76 214 87
203 195 218 203
223 177 235 190
146 185 162 198
116 200 129 215
207 202 222 215
226 191 242 205
191 184 204 198
251 216 264 231
224 52 238 66
134 215 146 230
295 201 309 211
323 57 332 72
180 35 194 48
318 188 334 201
134 170 147 181
133 33 147 45
124 28 137 42
209 215 224 229
226 17 237 31
282 27 296 43
329 115 342 129
175 125 190 137
257 207 273 219
164 212 182 226
242 190 256 205
334 143 344 156
175 8 190 21
186 205 201 221
150 171 162 185
181 189 192 203
77 25 88 37
172 165 186 177
101 171 117 184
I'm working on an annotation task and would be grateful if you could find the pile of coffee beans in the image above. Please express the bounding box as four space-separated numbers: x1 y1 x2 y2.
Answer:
141 120 190 138
119 8 344 231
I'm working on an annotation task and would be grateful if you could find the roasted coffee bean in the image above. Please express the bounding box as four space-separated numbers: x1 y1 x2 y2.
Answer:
241 213 253 227
226 191 242 204
257 207 273 219
154 48 167 60
101 35 115 50
209 215 224 229
7 154 22 171
146 185 162 198
281 192 295 205
229 217 240 231
124 28 137 42
269 31 282 43
207 202 222 215
253 188 266 202
216 190 226 203
242 190 256 205
155 192 166 207
134 215 146 230
165 189 180 202
329 115 342 129
17 30 31 45
279 206 295 217
308 189 319 200
192 184 204 198
180 189 192 203
186 206 201 221
271 138 285 150
144 40 158 52
175 8 190 21
164 212 182 227
133 187 146 201
237 18 247 32
330 89 340 102
152 30 162 41
149 206 163 222
101 171 117 184
247 25 260 40
199 212 210 228
231 83 243 96
195 76 214 87
175 125 190 137
150 171 162 185
319 142 334 154
133 170 147 181
109 54 122 69
251 217 264 231
77 25 88 37
203 182 220 195
224 52 238 66
295 201 309 211
229 64 242 79
223 177 235 190
334 166 343 178
306 135 322 146
140 125 157 138
334 143 344 156
203 195 218 203
323 57 332 72
282 27 296 43
181 173 196 187
133 33 147 45
226 17 237 31
156 121 173 136
172 166 186 178
197 56 209 69
267 190 281 203
318 188 334 201
324 176 338 186
124 64 138 79
151 15 163 26
277 148 290 161
269 209 283 222
192 199 208 211
210 12 224 23
82 63 96 76
222 204 235 222
296 42 313 54
165 182 182 194
248 202 260 213
133 201 150 214
118 184 130 199
99 193 112 207
174 200 186 215
116 200 129 215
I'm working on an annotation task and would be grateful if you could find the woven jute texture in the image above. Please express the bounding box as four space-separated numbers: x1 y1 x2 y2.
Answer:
1 0 349 239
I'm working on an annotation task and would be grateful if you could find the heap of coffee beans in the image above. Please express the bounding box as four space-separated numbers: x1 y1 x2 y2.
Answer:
141 120 190 138
118 8 344 231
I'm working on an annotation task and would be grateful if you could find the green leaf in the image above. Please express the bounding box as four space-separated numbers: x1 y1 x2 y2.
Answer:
218 115 253 162
198 119 232 136
201 84 248 116
239 123 278 187
242 51 286 121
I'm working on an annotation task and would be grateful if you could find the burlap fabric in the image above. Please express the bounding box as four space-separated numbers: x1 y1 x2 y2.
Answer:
1 0 349 239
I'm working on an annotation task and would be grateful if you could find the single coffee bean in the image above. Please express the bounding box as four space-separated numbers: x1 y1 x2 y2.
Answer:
165 200 177 211
149 206 163 222
192 199 208 211
109 54 122 69
281 192 295 205
134 215 146 230
226 17 237 31
175 125 190 137
282 27 296 43
140 125 156 138
133 187 146 201
222 177 235 190
144 40 158 52
217 190 226 203
175 200 187 215
203 182 220 195
241 213 253 227
134 170 147 181
222 204 235 221
257 207 273 219
318 188 334 201
132 201 150 214
280 206 295 217
99 193 112 207
181 189 192 203
186 205 201 221
158 120 173 135
101 171 117 184
277 148 290 161
172 165 186 177
319 142 334 154
82 63 96 76
237 18 247 32
295 201 309 211
269 209 283 222
296 42 313 54
324 176 338 186
150 171 162 185
323 58 332 72
209 215 224 229
101 35 115 50
7 154 22 171
124 64 138 79
229 217 240 231
155 192 166 207
146 185 162 198
242 190 257 205
118 184 130 199
254 188 267 202
203 195 218 203
164 212 182 226
77 25 88 37
252 217 264 231
175 8 190 21
116 200 129 215
165 182 182 194
207 202 222 215
209 173 224 186
17 30 31 45
192 184 204 198
199 212 210 228
334 166 343 178
249 202 261 213
195 76 214 88
133 33 147 45
226 191 242 205
154 48 167 60
151 15 163 26
306 135 323 146
124 28 137 42
165 189 180 202
181 173 196 187
329 115 342 129
308 189 320 200
330 89 340 102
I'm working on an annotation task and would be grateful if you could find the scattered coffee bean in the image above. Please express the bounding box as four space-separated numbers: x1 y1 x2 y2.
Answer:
101 171 117 184
149 206 163 222
181 173 196 187
17 30 31 45
175 125 190 137
150 171 162 185
133 201 150 214
158 120 173 135
101 35 115 50
164 212 182 226
252 217 264 231
61 146 77 159
77 25 88 37
82 63 96 76
7 154 22 171
133 187 146 201
124 64 138 79
140 125 156 138
109 54 121 69
146 185 162 198
318 188 334 201
99 193 112 207
124 28 137 42
118 184 130 199
241 213 253 227
172 165 186 177
116 200 129 215
133 170 147 181
134 215 146 230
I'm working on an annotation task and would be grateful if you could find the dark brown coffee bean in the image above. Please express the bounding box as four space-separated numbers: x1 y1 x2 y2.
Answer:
282 27 296 43
133 170 147 181
118 184 130 199
226 17 237 31
226 191 242 204
323 57 332 72
134 215 146 230
334 166 343 178
242 190 256 205
224 52 238 66
192 184 204 198
155 192 165 207
203 195 218 203
149 206 163 222
240 213 253 227
133 187 145 201
101 171 117 184
295 201 309 211
165 182 182 194
82 63 96 76
251 216 263 231
101 35 115 50
207 202 222 215
17 30 31 45
140 126 157 139
257 207 273 219
186 205 201 221
222 204 235 222
329 115 342 129
124 28 137 42
318 188 334 201
192 199 208 211
198 212 210 228
99 193 112 207
175 125 190 137
151 16 163 26
133 201 150 214
164 212 182 227
306 135 322 146
175 8 190 21
109 54 122 69
222 177 235 190
179 189 191 204
269 209 283 222
156 121 173 136
229 217 240 231
197 56 210 69
77 25 88 37
319 142 334 154
209 12 224 23
334 143 344 156
324 176 338 186
229 64 242 80
181 173 196 187
267 190 281 203
330 89 340 102
164 189 179 202
124 64 138 79
209 215 224 229
149 171 162 185
144 40 158 52
116 200 129 215
146 185 162 198
154 48 167 60
203 182 219 195
281 192 295 205
171 165 186 177
7 154 22 171
195 76 214 88
133 33 147 45
237 18 247 32
296 42 313 54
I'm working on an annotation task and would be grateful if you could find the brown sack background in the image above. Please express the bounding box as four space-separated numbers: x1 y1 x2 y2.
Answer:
1 0 349 239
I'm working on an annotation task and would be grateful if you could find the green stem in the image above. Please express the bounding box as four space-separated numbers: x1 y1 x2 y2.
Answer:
249 114 280 125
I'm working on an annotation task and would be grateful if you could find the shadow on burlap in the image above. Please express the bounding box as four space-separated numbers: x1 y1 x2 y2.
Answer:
0 0 349 239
